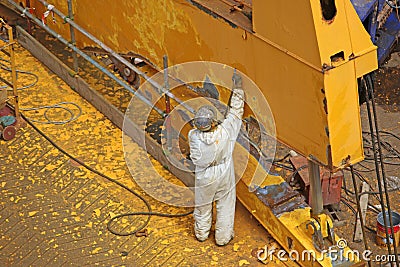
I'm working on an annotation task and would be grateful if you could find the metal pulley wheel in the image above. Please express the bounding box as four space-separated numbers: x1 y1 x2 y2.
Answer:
109 55 141 88
123 66 140 88
1 125 16 141
123 67 131 78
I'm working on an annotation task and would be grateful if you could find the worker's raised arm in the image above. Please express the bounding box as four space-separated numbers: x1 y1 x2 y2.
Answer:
222 73 245 139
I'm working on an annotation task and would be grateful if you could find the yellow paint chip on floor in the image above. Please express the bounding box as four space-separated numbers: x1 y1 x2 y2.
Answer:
28 211 38 217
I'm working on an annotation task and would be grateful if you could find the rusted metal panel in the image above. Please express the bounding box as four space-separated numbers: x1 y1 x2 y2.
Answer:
255 182 308 216
290 156 343 206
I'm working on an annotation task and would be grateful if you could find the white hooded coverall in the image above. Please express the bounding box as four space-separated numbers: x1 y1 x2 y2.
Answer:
188 88 244 245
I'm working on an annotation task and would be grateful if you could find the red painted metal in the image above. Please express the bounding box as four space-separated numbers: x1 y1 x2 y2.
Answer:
290 156 343 206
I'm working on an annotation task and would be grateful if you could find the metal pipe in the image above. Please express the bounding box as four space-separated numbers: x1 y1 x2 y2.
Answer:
163 56 171 114
367 76 399 266
350 165 371 267
362 77 394 266
7 24 20 119
67 0 78 72
7 0 165 117
36 0 195 115
163 55 172 152
25 0 32 34
308 160 323 216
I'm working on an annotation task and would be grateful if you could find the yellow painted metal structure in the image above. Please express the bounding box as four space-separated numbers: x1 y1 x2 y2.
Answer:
18 1 378 266
31 0 377 169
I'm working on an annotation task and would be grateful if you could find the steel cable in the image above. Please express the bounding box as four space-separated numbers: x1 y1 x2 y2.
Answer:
1 57 81 125
0 57 39 91
362 75 399 267
20 102 82 125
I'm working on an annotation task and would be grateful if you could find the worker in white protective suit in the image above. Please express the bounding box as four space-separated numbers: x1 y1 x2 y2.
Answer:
188 72 244 246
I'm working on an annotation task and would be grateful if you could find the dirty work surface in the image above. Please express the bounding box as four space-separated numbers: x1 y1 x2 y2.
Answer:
0 42 288 266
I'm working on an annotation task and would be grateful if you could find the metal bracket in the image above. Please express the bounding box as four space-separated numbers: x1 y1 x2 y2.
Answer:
306 218 326 252
304 214 337 252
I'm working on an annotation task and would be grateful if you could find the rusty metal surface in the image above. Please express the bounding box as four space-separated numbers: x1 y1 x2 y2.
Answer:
255 182 308 216
290 156 343 206
191 0 253 31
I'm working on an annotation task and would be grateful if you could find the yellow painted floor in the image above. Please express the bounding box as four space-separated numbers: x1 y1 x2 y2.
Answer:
0 41 289 266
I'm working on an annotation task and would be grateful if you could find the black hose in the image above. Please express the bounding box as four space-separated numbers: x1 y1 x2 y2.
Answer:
12 105 193 236
362 75 398 266
340 198 377 233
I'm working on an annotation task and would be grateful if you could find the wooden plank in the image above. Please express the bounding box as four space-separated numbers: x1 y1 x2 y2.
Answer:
354 182 370 242
16 25 195 188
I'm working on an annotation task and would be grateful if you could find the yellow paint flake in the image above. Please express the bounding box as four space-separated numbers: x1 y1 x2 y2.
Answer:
28 211 38 217
75 202 82 209
239 259 250 266
94 208 101 217
161 240 169 245
183 248 194 252
45 165 58 171
233 243 240 252
92 247 102 254
14 196 22 203
35 194 44 198
1 182 6 187
212 255 218 261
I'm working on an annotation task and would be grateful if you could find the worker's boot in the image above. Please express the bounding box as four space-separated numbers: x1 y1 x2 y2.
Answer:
196 234 208 242
215 232 234 246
